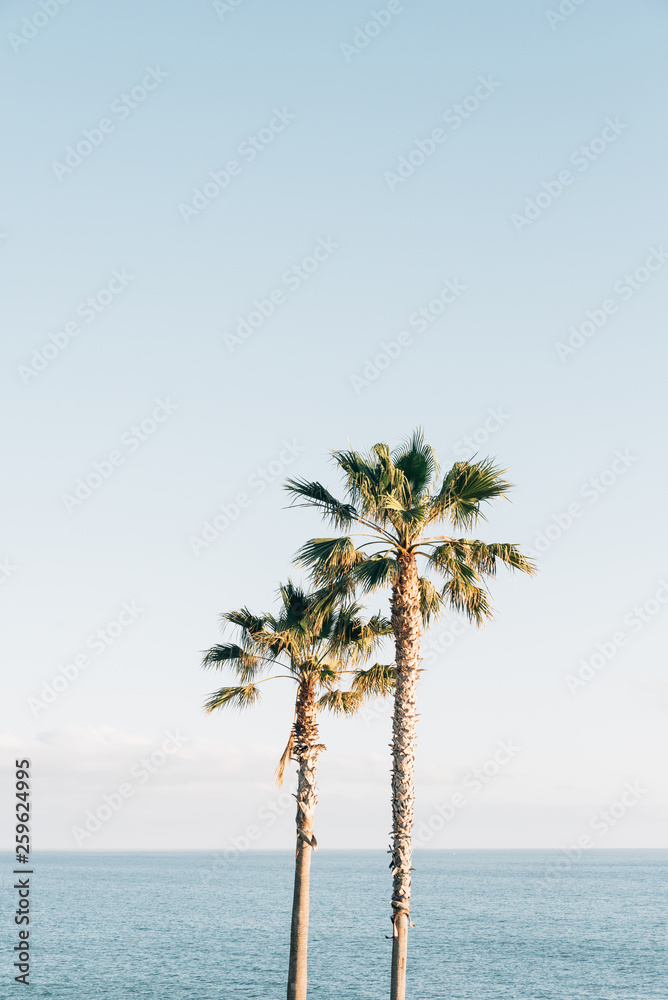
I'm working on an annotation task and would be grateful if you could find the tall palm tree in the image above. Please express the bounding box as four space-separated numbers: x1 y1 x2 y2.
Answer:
285 430 535 1000
202 581 394 1000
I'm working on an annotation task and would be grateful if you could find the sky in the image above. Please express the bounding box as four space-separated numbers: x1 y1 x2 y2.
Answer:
1 0 667 856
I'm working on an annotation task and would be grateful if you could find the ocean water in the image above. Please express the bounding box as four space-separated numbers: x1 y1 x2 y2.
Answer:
3 850 666 998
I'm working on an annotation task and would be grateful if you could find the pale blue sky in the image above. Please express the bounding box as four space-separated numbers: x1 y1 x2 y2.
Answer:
1 0 666 851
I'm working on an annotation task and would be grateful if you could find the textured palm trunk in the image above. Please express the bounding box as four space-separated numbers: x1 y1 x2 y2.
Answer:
389 552 422 1000
287 684 322 1000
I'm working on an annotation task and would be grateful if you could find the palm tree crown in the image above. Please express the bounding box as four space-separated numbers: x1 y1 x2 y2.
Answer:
203 581 394 733
285 430 534 621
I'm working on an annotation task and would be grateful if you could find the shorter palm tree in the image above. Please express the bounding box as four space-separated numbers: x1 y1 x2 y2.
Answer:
202 581 394 1000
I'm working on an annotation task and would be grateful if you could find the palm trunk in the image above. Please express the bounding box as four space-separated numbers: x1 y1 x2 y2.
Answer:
287 684 322 1000
389 552 421 1000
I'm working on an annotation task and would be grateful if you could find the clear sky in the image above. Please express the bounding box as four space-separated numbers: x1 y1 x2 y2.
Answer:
1 0 666 853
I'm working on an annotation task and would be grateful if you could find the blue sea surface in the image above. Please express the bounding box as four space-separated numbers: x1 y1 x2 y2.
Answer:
2 850 666 998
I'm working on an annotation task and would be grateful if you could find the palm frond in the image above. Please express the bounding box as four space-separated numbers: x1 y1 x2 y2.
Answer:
442 578 493 624
203 684 261 712
222 608 267 638
427 544 480 583
284 478 358 529
418 576 444 626
429 458 513 529
305 580 358 624
278 579 309 611
318 689 362 715
372 443 404 495
392 428 439 500
327 607 392 663
316 663 339 685
352 554 398 594
351 662 396 697
295 536 365 586
430 540 536 578
333 446 404 526
335 447 385 496
275 730 295 787
201 643 263 682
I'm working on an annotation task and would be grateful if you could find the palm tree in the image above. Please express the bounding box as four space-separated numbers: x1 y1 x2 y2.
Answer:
285 430 535 1000
202 581 394 1000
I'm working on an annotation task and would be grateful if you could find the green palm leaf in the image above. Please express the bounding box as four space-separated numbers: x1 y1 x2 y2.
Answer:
351 662 396 697
442 579 492 624
429 458 513 529
418 577 444 626
352 554 398 593
295 537 365 585
318 689 362 715
204 684 261 712
201 643 263 682
285 478 358 528
222 608 267 638
429 539 536 577
392 428 439 501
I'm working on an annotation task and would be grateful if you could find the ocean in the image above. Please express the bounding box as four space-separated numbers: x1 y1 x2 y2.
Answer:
4 850 667 998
